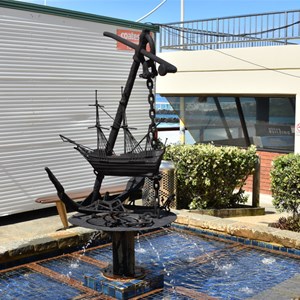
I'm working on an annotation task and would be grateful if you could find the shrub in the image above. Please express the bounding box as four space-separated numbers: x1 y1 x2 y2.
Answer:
270 153 300 217
164 144 257 209
269 216 300 232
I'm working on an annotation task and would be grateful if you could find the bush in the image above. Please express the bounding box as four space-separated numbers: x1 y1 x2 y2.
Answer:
270 153 300 217
269 216 300 232
164 144 257 209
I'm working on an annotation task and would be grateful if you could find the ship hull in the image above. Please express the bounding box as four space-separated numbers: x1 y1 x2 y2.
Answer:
83 149 165 177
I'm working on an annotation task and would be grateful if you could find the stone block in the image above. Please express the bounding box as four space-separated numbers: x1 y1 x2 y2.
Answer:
271 229 300 249
8 244 34 261
174 214 189 226
0 247 10 264
31 237 58 253
57 235 79 249
226 222 276 242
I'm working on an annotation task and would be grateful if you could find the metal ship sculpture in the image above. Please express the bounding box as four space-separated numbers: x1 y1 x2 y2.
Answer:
59 90 164 178
45 29 177 228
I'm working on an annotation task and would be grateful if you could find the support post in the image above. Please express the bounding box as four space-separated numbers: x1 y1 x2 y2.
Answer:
214 97 233 141
180 97 185 144
235 97 251 146
252 156 260 207
112 231 135 277
55 201 68 229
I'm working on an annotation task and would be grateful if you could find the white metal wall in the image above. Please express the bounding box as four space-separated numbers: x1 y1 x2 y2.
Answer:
0 7 151 216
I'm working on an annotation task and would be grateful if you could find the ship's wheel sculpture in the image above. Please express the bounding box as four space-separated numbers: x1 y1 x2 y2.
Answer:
45 29 177 279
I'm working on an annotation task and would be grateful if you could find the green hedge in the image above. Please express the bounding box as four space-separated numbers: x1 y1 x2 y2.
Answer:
164 144 258 209
270 153 300 217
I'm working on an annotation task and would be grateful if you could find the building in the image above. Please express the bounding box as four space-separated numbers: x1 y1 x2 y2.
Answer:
156 10 300 194
0 0 158 216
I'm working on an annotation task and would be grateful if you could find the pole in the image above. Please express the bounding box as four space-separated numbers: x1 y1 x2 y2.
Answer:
179 97 185 144
112 232 135 277
181 0 184 23
179 0 185 144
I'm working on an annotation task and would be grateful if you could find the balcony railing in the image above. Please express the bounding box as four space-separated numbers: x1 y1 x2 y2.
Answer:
159 10 300 51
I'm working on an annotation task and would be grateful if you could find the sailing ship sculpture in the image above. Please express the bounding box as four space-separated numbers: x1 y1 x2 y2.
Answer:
45 29 177 226
59 90 164 178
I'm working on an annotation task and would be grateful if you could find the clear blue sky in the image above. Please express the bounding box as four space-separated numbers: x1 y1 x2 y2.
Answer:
16 0 300 24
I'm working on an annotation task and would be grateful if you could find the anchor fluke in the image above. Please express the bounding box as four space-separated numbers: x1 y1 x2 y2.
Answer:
45 167 82 211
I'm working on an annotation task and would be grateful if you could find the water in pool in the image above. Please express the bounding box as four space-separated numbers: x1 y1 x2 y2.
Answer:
0 229 299 299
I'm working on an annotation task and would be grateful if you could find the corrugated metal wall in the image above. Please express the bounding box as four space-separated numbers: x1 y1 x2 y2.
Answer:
0 7 151 216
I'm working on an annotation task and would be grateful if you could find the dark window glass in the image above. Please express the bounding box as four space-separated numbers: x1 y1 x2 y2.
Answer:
166 96 295 152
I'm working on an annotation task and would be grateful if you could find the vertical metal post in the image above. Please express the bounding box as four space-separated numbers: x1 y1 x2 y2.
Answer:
180 0 185 49
235 97 251 146
213 97 233 141
216 18 219 49
252 156 260 207
112 231 135 277
285 11 288 44
179 97 185 144
181 0 184 24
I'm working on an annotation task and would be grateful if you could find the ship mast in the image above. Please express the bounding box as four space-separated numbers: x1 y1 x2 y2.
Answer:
95 90 100 150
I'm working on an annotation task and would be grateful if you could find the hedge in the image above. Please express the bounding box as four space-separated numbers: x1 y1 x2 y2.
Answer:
270 153 300 217
164 144 258 209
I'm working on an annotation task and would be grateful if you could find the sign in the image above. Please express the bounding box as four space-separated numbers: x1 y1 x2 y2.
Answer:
255 124 292 136
117 29 141 51
116 29 152 51
296 122 300 136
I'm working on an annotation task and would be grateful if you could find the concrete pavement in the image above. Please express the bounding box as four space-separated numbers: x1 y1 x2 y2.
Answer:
0 194 299 268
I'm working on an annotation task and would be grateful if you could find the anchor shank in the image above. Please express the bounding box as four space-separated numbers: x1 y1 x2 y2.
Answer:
105 30 151 156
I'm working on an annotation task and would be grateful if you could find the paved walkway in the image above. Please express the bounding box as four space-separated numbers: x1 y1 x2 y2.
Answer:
0 194 299 268
227 192 289 226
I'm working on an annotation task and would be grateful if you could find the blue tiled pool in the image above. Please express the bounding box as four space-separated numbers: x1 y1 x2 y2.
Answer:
0 229 299 299
0 267 83 299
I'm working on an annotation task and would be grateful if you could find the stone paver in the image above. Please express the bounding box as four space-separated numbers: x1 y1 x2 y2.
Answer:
0 213 96 265
0 194 299 265
173 209 300 250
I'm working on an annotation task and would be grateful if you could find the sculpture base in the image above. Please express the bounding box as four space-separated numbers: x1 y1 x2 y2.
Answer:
84 269 164 300
73 209 174 298
102 265 146 280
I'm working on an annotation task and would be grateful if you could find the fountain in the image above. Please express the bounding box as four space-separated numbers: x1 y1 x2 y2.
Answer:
45 29 177 299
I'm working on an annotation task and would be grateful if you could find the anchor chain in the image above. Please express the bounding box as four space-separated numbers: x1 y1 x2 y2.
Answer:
146 76 162 217
153 175 161 213
146 78 158 150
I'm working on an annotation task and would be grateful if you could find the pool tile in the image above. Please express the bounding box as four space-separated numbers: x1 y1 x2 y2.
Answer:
294 249 300 256
84 270 164 300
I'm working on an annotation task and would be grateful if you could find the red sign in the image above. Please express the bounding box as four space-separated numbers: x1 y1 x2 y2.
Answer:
296 123 300 133
116 29 152 51
117 29 141 51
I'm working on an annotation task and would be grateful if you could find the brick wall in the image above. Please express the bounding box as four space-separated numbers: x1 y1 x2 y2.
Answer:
244 151 284 195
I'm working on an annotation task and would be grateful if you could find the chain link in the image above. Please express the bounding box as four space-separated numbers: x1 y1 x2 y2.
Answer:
146 77 158 150
146 77 161 214
153 175 161 214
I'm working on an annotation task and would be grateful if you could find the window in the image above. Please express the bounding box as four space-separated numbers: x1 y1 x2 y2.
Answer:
166 96 295 152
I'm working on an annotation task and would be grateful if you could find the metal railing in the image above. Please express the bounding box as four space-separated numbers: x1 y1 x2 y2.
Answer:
159 10 300 51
